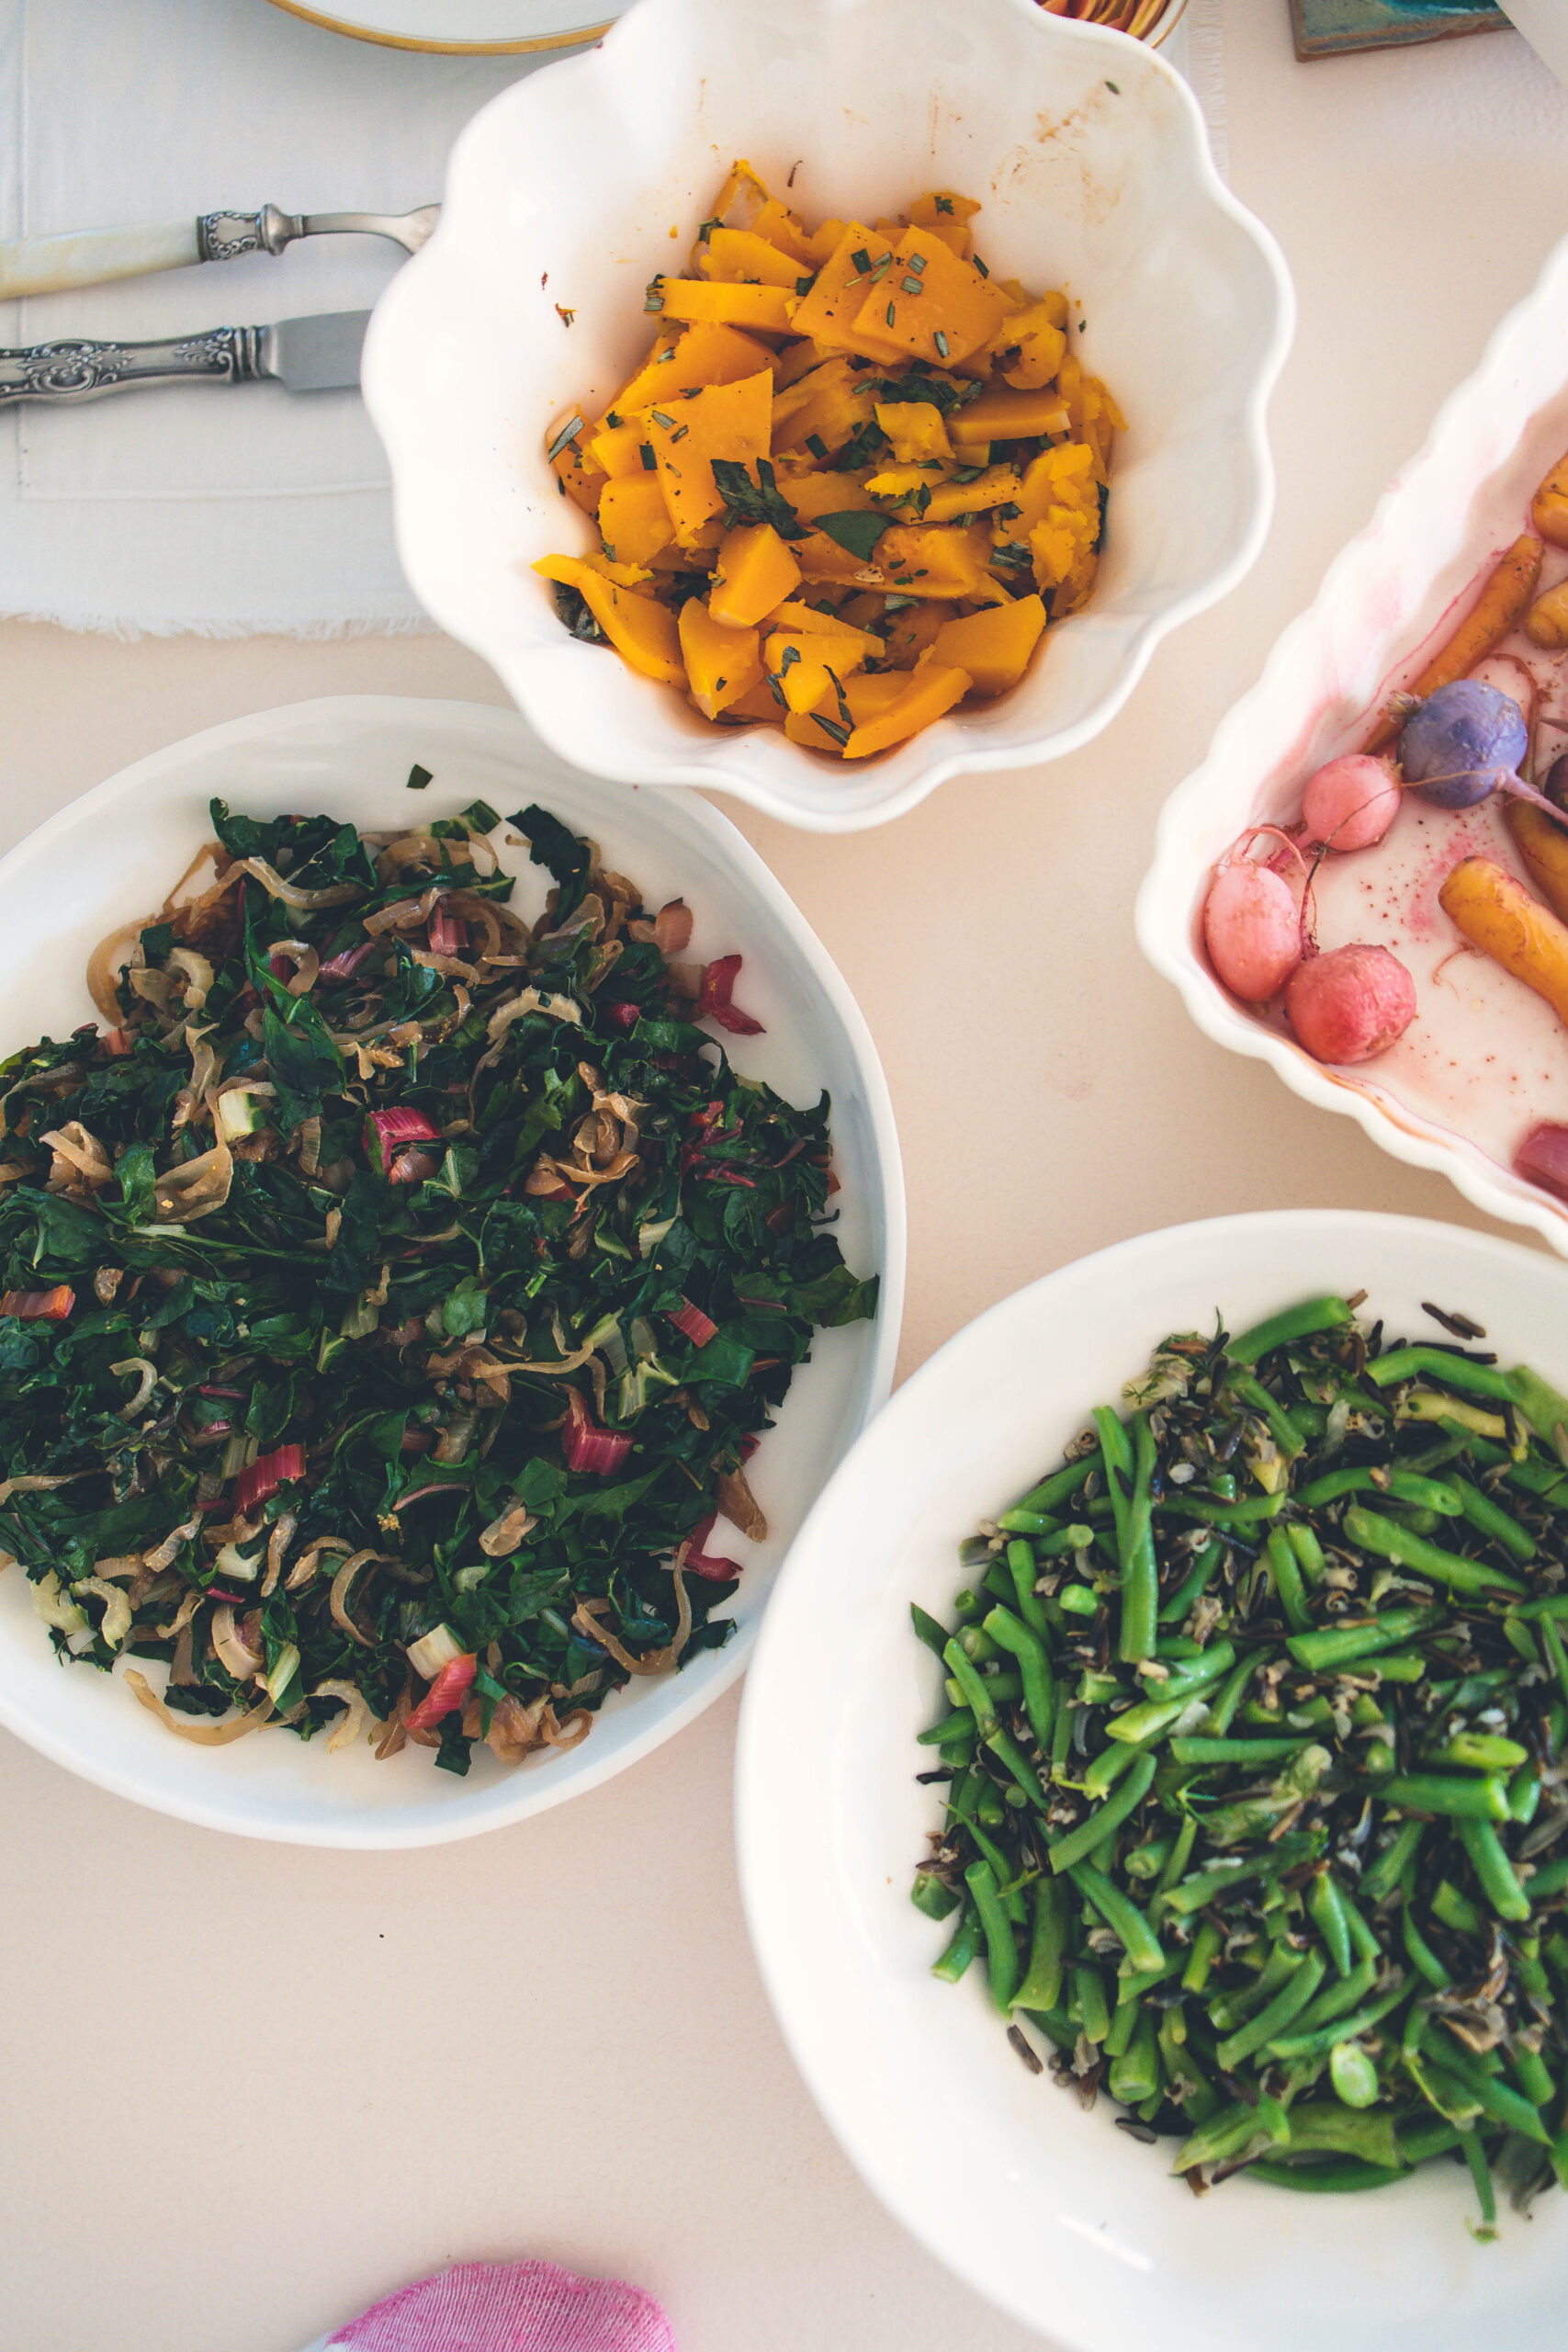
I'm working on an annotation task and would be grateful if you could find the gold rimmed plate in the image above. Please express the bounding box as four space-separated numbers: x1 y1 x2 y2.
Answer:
263 0 623 53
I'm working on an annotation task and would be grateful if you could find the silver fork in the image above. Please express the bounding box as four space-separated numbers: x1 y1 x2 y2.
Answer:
0 204 440 301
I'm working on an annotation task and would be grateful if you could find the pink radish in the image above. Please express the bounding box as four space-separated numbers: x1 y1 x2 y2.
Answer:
1203 862 1303 1002
1301 755 1402 854
1515 1123 1568 1202
1284 944 1416 1065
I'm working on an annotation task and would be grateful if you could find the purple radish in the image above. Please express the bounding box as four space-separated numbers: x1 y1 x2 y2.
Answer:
1397 679 1565 823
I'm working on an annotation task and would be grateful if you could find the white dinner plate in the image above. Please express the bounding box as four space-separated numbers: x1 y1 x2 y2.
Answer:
0 696 903 1845
736 1210 1568 2352
263 0 624 51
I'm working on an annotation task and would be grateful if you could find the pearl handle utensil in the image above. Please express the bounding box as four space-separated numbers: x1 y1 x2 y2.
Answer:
0 204 439 300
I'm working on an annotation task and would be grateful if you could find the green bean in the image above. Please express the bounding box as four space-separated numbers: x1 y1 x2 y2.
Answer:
919 1710 976 1746
1012 1456 1099 1519
983 1724 1048 1810
1292 1466 1462 1512
1287 2098 1401 2166
1503 1365 1568 1450
1103 1984 1143 2059
1339 1886 1380 1964
1341 1507 1527 1598
1049 1698 1074 1777
1247 2158 1404 2193
1541 1615 1568 1719
1174 2090 1291 2172
1402 2120 1463 2166
982 1603 1055 1751
1156 1815 1199 1896
1108 2009 1161 2105
1163 1841 1314 1915
1035 1523 1096 1559
1435 1730 1529 1770
1425 2046 1551 2145
965 1858 1020 2012
1290 1959 1380 2037
1145 1639 1240 1707
1286 1520 1326 1589
1366 1347 1517 1401
1170 1736 1313 1766
911 1602 951 1656
1401 1901 1452 1990
1526 1852 1568 1901
1430 1879 1483 1938
1258 1527 1310 1634
1012 1877 1069 2014
1156 1492 1286 1533
1456 1817 1531 1921
1157 1535 1225 1626
1361 1816 1424 1903
1082 1736 1146 1802
998 1541 1050 1645
946 1670 1020 1710
953 1587 987 1622
942 1637 998 1728
1208 1939 1303 2031
1100 1693 1183 1747
1092 1407 1134 1549
1512 2044 1556 2111
1286 1607 1439 1674
1228 1295 1354 1364
1370 1650 1427 1682
1181 1918 1223 1993
1450 1476 1538 1564
1306 1871 1354 1977
1509 1764 1542 1825
958 1623 1002 1665
1269 1979 1405 2059
1124 1837 1173 1881
1047 1754 1158 1874
1067 1860 1166 1973
931 1904 980 1984
1382 1771 1510 1822
996 1508 1053 1535
945 1789 1026 1924
1215 1950 1326 2071
1118 1411 1158 1664
1227 1369 1307 1462
1072 1962 1111 2044
1205 1656 1258 1735
911 1870 961 1921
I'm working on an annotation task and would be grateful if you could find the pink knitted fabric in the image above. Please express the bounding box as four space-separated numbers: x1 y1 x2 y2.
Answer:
326 2262 678 2352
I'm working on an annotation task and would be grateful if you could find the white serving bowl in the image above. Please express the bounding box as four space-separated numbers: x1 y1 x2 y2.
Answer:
736 1210 1568 2352
363 0 1292 833
0 697 903 1846
1137 230 1568 1259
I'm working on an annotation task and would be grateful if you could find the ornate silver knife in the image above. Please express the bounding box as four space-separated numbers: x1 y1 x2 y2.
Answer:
0 207 437 300
0 310 371 405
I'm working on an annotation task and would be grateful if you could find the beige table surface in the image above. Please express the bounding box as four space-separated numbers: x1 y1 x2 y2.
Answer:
5 10 1568 2351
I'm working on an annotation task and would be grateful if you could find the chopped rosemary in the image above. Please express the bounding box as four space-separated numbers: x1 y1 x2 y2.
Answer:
545 414 585 463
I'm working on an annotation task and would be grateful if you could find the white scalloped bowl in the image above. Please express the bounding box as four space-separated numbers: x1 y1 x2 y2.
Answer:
0 699 904 1845
1136 231 1568 1259
363 0 1292 833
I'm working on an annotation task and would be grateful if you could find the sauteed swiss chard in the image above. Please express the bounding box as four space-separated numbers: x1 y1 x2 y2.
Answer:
0 794 874 1773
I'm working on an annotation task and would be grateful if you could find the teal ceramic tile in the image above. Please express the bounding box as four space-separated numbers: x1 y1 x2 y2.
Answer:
1291 0 1506 59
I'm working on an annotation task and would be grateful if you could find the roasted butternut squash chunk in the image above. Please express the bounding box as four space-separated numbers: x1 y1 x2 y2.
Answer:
538 160 1120 757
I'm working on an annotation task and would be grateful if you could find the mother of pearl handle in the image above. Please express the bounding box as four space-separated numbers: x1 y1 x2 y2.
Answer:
0 219 201 300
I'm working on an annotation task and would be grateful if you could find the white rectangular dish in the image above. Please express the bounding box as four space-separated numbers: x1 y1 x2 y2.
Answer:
1137 230 1568 1255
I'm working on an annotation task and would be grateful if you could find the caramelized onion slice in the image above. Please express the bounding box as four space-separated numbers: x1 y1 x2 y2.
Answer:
312 1678 381 1755
329 1549 389 1646
123 1667 274 1744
